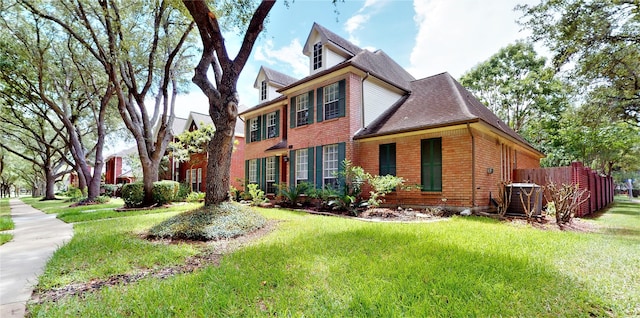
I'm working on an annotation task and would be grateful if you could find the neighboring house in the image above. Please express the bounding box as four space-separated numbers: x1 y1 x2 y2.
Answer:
104 146 139 184
239 23 544 210
105 113 246 192
174 111 246 192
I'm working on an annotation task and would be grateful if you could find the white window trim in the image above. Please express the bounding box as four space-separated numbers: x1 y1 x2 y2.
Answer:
266 112 276 139
323 82 339 120
323 144 338 185
248 159 257 183
313 42 322 70
296 94 309 126
295 149 308 182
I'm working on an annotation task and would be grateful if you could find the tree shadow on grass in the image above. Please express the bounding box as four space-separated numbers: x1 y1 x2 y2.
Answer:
223 226 613 317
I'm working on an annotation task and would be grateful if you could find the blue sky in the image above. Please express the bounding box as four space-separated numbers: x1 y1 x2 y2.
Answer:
174 0 539 118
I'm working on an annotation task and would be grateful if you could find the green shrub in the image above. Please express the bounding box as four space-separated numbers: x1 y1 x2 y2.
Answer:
121 182 144 208
94 195 111 204
64 186 85 203
148 202 266 241
153 180 180 205
101 184 118 197
247 183 267 206
186 192 205 203
279 182 310 206
368 174 405 207
175 183 191 202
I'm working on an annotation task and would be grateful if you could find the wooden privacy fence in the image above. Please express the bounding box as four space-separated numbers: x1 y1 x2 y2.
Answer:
513 162 614 217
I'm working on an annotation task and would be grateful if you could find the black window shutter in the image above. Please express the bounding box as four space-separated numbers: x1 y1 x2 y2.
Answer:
338 79 346 117
274 110 280 138
289 150 295 186
260 158 267 191
315 146 323 188
316 87 324 122
244 160 249 187
290 97 296 128
245 118 250 144
308 90 314 124
308 147 314 184
338 142 346 172
261 114 267 141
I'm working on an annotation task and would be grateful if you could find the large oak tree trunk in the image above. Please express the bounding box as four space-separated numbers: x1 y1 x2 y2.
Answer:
182 0 275 207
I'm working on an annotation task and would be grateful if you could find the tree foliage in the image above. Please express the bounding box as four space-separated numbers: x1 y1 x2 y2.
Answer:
460 42 570 155
518 0 640 124
17 0 197 205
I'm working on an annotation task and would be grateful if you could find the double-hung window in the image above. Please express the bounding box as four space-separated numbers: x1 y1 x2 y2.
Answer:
323 144 339 188
266 157 276 194
196 168 202 192
267 112 277 139
323 82 339 120
313 42 322 70
260 80 267 101
296 93 309 126
295 149 308 185
248 159 258 184
421 138 442 191
191 169 198 192
249 117 259 142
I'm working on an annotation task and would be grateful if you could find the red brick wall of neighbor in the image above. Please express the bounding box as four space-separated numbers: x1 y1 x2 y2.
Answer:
174 135 245 190
230 136 245 190
104 157 122 185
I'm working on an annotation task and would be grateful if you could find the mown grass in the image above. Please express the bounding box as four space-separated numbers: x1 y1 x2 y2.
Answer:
0 198 14 244
21 196 203 223
28 199 640 317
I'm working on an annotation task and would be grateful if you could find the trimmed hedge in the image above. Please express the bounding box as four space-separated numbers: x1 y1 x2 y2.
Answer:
121 182 144 208
153 181 180 205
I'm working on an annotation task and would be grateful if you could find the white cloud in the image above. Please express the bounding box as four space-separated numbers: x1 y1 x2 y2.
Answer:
345 14 370 34
254 38 307 78
408 0 538 79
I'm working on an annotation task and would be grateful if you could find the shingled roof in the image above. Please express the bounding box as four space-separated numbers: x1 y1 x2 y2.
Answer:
310 22 362 56
354 72 539 153
255 66 299 88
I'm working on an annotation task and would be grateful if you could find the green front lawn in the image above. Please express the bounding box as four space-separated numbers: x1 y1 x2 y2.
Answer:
21 196 203 223
28 199 640 317
0 198 14 244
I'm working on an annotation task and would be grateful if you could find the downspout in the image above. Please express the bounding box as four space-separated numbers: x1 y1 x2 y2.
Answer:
361 72 370 128
467 123 476 207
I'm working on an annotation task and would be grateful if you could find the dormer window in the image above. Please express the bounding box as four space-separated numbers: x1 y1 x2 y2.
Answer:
313 42 322 70
260 80 267 101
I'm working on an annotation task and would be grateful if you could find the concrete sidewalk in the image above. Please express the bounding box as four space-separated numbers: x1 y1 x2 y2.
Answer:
0 199 73 317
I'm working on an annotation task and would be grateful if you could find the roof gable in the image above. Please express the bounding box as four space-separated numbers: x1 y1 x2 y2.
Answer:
253 66 298 89
185 111 245 137
303 22 362 57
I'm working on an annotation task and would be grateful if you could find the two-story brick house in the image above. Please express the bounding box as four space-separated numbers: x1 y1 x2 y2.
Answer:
240 23 544 210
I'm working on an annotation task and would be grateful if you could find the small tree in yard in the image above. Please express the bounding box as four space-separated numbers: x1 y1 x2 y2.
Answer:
545 182 590 228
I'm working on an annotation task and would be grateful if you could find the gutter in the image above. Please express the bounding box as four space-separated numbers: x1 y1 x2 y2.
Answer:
361 72 370 128
467 123 476 207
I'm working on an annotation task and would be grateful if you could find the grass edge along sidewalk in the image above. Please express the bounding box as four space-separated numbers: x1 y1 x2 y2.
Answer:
24 196 640 317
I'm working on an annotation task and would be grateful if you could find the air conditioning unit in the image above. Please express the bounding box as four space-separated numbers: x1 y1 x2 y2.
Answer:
506 183 543 216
